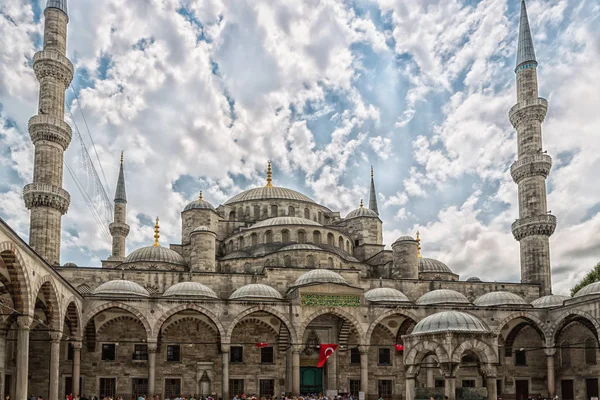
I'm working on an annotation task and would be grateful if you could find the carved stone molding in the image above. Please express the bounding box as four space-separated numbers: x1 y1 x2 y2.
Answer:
512 214 557 240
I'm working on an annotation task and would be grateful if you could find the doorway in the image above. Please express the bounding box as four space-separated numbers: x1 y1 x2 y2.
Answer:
300 367 323 395
515 380 529 400
587 378 599 399
561 380 574 400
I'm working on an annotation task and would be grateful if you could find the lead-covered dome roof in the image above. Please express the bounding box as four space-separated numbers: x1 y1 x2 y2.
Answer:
365 288 410 303
183 199 215 212
531 294 569 308
419 258 453 274
279 244 322 251
229 284 283 300
293 269 347 287
573 282 600 298
225 187 316 205
416 289 470 305
253 217 321 228
412 311 488 334
474 291 528 307
163 282 218 299
124 246 186 266
392 236 416 245
466 277 482 282
94 280 150 297
345 207 379 219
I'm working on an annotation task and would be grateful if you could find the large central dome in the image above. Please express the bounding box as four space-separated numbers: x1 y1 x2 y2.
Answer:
225 186 316 205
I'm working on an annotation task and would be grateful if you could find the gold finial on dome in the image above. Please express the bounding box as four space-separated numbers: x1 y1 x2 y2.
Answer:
371 165 374 178
266 160 274 187
416 230 422 258
153 217 160 247
199 191 203 201
120 151 124 164
360 199 364 208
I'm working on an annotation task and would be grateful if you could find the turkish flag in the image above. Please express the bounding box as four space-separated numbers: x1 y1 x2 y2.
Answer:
394 344 404 352
255 342 269 348
317 344 338 367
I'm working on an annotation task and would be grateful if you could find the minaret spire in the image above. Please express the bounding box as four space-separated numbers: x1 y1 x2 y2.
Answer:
510 0 555 295
368 166 379 215
22 0 73 265
108 151 130 261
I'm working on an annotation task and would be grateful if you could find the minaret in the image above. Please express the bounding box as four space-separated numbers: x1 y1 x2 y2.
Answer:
368 166 379 215
22 0 73 265
108 152 130 260
510 0 556 295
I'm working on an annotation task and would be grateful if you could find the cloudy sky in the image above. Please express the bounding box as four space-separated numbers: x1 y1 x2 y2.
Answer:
1 0 599 295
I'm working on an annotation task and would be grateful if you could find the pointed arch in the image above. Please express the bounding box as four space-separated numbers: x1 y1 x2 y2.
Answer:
61 297 82 337
493 311 549 345
404 339 450 366
366 309 420 345
299 308 365 344
153 303 225 342
225 306 296 344
550 310 600 347
82 302 152 339
32 275 62 331
0 242 31 314
451 338 497 364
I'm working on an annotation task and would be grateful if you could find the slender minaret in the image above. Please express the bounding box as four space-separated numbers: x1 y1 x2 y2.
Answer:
108 152 130 260
368 166 379 215
510 0 556 295
22 0 73 265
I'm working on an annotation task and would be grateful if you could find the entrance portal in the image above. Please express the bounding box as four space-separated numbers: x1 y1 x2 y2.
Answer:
515 380 529 400
300 367 323 395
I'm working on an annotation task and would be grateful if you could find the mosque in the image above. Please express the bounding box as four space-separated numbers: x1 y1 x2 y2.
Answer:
0 1 599 400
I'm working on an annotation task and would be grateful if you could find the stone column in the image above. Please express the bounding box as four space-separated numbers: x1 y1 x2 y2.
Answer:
545 348 556 398
0 330 6 399
483 366 498 400
286 347 293 393
49 331 62 400
359 346 369 395
426 356 434 388
16 316 33 400
148 343 158 397
405 376 416 400
444 375 456 400
222 345 230 400
72 340 82 396
292 349 301 395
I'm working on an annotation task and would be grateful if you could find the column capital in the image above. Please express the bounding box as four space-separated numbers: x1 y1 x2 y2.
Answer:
221 343 231 353
291 344 304 354
544 347 557 357
49 330 63 342
480 364 497 378
17 315 33 330
148 342 158 353
358 345 369 355
72 340 82 350
405 364 420 379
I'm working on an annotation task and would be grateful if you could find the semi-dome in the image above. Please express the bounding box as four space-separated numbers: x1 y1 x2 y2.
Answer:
412 311 488 334
124 246 186 266
252 217 321 229
574 282 600 298
474 291 528 307
279 244 322 251
345 207 379 219
94 280 150 297
416 289 470 305
419 258 453 274
229 284 283 300
466 277 482 282
183 198 215 212
225 186 316 205
293 269 347 287
163 282 218 299
364 287 410 303
531 294 569 308
392 236 416 245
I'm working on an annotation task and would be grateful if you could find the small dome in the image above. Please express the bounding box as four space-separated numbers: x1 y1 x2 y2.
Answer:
63 262 77 267
466 277 482 282
279 243 323 251
252 217 321 229
412 311 488 334
419 258 453 274
345 207 379 219
163 282 218 298
225 187 317 205
416 289 470 306
94 280 150 297
531 294 569 308
392 236 416 245
183 199 215 212
293 269 347 287
124 246 186 266
229 284 283 300
474 291 528 307
574 282 600 298
191 226 214 233
365 288 410 303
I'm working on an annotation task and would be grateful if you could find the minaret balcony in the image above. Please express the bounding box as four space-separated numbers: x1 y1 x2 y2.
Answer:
509 97 547 128
33 50 74 86
510 154 552 183
511 214 556 241
109 222 130 237
23 183 70 214
28 115 72 150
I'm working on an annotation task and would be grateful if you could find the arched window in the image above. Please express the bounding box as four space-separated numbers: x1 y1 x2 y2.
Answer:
245 206 250 218
298 230 306 243
346 240 350 252
237 207 244 220
229 211 236 221
327 257 334 268
585 337 597 365
307 255 315 268
238 236 244 249
327 233 334 246
271 205 278 217
253 205 260 219
284 255 292 267
288 206 295 216
282 229 290 242
251 233 258 246
338 236 344 248
560 341 571 367
313 231 321 244
265 230 273 244
318 212 322 223
304 208 310 219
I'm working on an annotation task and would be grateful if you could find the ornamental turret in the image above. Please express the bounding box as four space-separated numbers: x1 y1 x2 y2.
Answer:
23 0 73 265
108 152 130 261
510 0 556 295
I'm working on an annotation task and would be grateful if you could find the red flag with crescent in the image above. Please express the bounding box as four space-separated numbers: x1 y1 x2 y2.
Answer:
394 344 404 352
255 342 269 348
317 344 338 367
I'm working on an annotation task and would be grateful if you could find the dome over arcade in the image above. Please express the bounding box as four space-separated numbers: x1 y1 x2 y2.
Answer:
412 311 488 334
573 282 600 298
293 269 347 287
225 187 316 205
252 217 321 229
416 289 470 306
466 277 482 282
392 236 416 245
345 200 379 219
531 294 569 308
229 283 283 300
163 281 218 299
183 192 215 212
63 262 77 267
94 279 150 297
419 258 453 274
124 246 186 266
474 291 528 307
364 287 410 303
279 244 323 251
